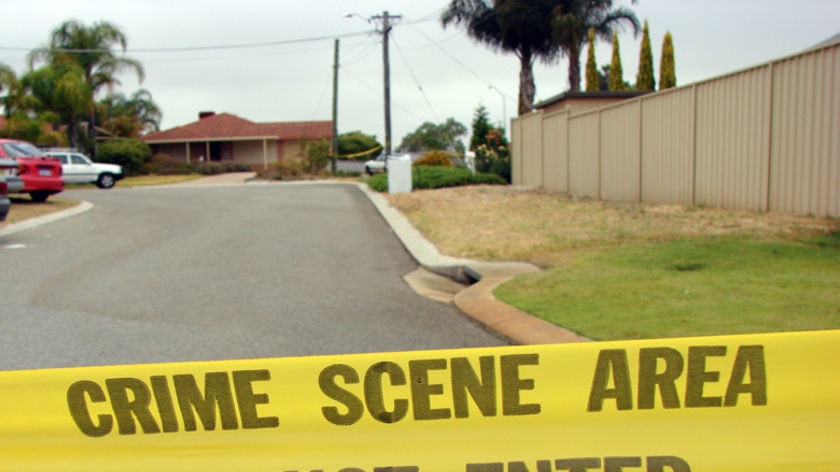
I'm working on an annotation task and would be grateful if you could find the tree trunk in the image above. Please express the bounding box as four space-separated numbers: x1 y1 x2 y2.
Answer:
567 43 581 92
518 51 535 116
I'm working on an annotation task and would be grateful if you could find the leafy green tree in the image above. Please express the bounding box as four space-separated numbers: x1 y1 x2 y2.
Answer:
398 118 467 155
442 0 558 115
28 20 145 153
635 20 655 91
337 130 382 160
470 105 494 151
608 32 625 91
585 28 599 91
551 0 640 92
659 31 676 89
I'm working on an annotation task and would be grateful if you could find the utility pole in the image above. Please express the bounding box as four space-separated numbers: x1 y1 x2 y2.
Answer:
371 11 401 157
331 38 339 174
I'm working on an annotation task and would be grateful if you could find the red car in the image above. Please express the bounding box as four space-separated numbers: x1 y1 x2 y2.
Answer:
0 139 63 202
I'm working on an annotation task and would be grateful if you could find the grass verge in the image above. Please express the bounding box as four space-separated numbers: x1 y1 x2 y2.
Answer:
2 196 80 225
385 186 840 340
494 238 840 340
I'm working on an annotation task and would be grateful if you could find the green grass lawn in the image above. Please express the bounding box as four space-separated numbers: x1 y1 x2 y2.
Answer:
494 236 840 341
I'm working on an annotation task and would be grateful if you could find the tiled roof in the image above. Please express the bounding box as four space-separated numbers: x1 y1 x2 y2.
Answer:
142 113 332 143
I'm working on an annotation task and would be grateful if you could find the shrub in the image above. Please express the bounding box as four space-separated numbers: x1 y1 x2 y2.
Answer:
96 138 152 176
195 162 254 175
366 166 505 192
271 157 307 179
144 153 195 175
413 150 452 167
474 129 511 183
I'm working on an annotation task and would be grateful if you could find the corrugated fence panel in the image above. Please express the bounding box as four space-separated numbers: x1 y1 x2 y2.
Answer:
542 111 569 192
568 112 601 198
640 89 695 206
520 112 545 187
770 44 840 216
600 102 641 202
695 67 771 212
511 116 523 185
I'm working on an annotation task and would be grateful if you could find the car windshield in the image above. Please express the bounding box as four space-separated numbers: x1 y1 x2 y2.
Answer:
2 142 46 158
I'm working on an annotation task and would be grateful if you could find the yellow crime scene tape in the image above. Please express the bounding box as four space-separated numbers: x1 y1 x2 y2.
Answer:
1 329 838 471
332 145 383 159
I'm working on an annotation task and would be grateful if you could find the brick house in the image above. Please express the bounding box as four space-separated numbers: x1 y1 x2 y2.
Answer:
141 112 332 170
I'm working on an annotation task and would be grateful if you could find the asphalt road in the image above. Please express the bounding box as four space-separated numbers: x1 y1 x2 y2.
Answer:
0 183 507 371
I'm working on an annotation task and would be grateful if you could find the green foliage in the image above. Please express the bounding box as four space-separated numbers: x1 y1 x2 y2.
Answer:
195 162 253 175
143 153 194 175
635 20 655 91
585 28 599 92
659 31 676 90
550 0 641 92
338 130 381 160
96 138 152 176
608 32 625 91
366 166 505 192
470 105 493 152
302 138 330 173
413 150 453 167
398 118 467 155
442 0 557 114
475 128 511 183
99 89 162 138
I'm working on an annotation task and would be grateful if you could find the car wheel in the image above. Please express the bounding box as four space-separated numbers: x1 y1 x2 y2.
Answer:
97 173 116 189
30 191 50 203
365 166 374 176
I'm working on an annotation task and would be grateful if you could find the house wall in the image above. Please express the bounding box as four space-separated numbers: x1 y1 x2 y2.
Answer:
511 40 840 217
233 140 279 169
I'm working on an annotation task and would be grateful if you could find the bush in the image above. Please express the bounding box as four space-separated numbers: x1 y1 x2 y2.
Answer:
144 153 195 175
194 162 254 175
413 150 452 167
366 166 505 192
97 138 152 176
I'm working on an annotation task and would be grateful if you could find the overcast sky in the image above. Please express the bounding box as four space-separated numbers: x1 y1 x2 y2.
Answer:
1 0 838 148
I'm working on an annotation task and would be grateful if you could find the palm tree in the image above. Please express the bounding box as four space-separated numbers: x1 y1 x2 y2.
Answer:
442 0 558 115
551 0 640 92
28 20 144 151
99 88 162 138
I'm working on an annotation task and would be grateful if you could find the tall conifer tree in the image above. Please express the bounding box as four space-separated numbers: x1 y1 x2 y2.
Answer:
585 27 599 91
659 31 676 89
635 20 655 90
608 32 625 91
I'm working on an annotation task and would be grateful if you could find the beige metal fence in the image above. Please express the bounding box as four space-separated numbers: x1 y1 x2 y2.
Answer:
511 40 840 217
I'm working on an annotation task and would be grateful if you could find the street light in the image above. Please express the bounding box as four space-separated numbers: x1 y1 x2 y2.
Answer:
489 85 507 140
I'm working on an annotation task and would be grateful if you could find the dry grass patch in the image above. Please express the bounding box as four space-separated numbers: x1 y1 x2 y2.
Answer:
2 196 81 225
385 186 838 267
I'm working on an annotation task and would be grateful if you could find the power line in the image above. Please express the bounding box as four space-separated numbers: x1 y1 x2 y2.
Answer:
0 29 376 54
407 21 516 103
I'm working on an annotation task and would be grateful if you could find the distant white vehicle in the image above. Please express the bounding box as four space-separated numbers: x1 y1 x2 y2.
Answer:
364 154 387 176
45 150 124 189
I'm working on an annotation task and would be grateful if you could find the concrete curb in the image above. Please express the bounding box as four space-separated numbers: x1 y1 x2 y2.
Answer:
1 176 590 345
0 200 94 238
357 183 590 345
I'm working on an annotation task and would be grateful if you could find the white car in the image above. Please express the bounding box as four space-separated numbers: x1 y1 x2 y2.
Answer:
46 150 124 189
363 154 387 176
